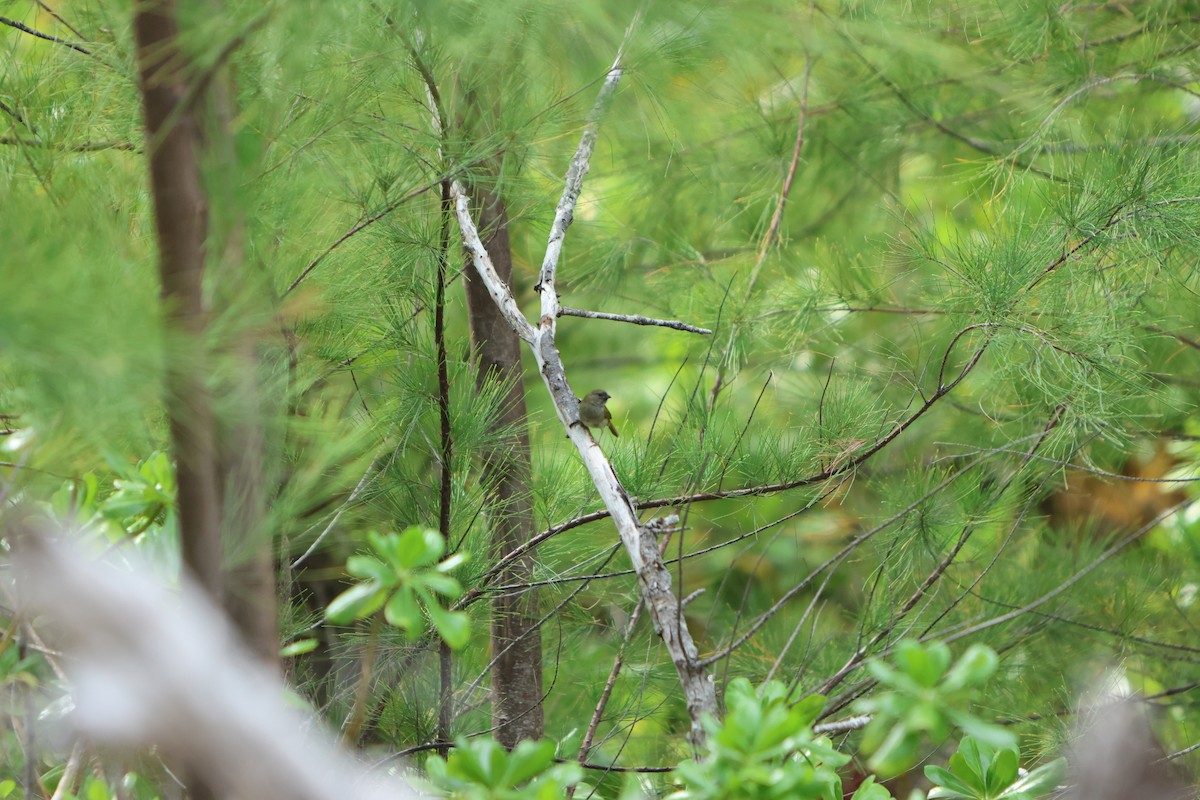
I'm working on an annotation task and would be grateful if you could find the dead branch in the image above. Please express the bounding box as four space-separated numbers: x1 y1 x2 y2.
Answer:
10 527 419 800
438 14 720 747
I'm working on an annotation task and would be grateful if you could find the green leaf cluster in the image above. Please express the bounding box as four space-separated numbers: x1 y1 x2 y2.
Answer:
926 737 1065 800
326 528 470 649
423 737 582 799
856 641 1015 777
668 678 878 800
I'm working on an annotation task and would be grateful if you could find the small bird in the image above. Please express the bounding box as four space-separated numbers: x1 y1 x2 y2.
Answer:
578 390 618 437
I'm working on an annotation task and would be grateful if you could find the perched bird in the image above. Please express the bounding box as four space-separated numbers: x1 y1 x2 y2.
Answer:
578 390 618 437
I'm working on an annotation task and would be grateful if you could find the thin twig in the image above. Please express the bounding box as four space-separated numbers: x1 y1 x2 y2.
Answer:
455 546 624 721
342 613 382 745
708 37 814 409
558 306 710 335
567 601 645 798
290 456 380 569
32 0 85 39
813 408 1064 697
764 563 838 686
936 498 1194 647
694 436 1030 669
0 14 90 54
0 137 137 151
284 179 441 296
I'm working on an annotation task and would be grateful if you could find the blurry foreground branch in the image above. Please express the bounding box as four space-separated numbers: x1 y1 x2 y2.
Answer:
11 525 419 800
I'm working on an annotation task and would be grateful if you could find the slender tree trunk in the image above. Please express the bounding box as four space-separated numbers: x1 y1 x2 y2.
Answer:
133 0 222 599
135 0 278 673
464 182 544 746
435 180 456 751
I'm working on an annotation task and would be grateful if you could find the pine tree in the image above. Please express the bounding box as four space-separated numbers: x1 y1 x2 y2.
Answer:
2 0 1198 795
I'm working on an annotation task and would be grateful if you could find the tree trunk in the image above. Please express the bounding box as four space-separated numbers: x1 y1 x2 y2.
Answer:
133 0 222 602
464 183 544 746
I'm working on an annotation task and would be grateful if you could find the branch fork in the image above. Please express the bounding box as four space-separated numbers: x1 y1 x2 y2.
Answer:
437 19 720 747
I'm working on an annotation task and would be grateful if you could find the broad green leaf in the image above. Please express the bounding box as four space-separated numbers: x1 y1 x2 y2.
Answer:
1005 758 1066 797
950 736 986 788
280 639 319 657
447 738 491 784
895 640 951 687
986 747 1019 794
850 775 893 800
346 554 395 585
866 723 919 777
791 693 827 726
437 551 468 572
383 587 423 635
419 572 463 599
426 596 470 649
925 765 977 798
943 645 998 691
325 581 385 624
948 711 1018 750
85 777 110 800
505 739 557 786
392 526 444 568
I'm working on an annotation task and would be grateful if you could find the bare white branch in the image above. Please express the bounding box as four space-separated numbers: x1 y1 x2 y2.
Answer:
449 182 536 343
813 715 872 736
534 11 641 319
559 306 712 335
423 9 719 747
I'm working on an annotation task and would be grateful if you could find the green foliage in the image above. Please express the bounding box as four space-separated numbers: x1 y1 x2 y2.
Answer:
926 737 1065 800
326 528 470 649
0 639 41 692
422 737 583 799
3 0 1200 793
50 452 176 539
668 678 856 800
280 638 320 657
856 642 1015 777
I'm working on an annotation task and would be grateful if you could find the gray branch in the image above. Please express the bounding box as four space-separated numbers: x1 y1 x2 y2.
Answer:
559 306 712 335
812 715 871 736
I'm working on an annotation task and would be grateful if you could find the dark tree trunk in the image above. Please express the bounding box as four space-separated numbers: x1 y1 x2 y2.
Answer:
133 0 222 600
436 180 456 751
464 183 545 746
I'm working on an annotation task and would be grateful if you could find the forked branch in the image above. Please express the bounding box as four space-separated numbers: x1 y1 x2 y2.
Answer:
421 15 720 747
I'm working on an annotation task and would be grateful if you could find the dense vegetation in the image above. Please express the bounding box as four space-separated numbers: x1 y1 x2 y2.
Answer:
2 1 1199 797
